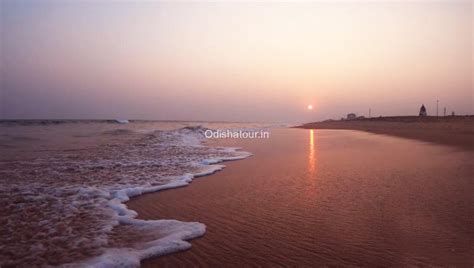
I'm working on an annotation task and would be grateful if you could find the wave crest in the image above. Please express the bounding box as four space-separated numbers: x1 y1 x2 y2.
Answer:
0 125 251 267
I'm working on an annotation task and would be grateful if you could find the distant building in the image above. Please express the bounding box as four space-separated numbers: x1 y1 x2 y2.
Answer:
347 113 357 120
419 105 427 116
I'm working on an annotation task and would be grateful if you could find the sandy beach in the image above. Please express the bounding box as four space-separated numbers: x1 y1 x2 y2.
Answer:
128 128 474 266
0 122 253 266
298 116 474 150
2 1 472 266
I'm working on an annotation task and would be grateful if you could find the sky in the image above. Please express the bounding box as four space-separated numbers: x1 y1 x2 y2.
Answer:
0 0 472 122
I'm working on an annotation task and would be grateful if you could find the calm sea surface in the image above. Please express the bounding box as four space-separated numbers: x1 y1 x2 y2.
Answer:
134 128 473 267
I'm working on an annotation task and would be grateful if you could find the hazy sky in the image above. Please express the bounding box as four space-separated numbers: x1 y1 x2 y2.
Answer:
1 0 472 122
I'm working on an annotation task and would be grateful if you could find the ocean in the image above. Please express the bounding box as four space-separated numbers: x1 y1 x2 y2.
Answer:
0 120 266 266
2 122 472 266
136 129 474 267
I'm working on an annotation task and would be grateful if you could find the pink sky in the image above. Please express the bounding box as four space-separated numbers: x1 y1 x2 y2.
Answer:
1 1 472 122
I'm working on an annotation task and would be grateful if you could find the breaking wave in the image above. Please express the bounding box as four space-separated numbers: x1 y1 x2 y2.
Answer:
0 126 251 267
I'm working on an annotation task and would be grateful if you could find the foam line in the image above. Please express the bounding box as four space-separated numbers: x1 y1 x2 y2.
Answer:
69 133 251 267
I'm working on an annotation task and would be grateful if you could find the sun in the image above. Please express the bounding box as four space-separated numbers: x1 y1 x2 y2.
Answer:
308 104 313 110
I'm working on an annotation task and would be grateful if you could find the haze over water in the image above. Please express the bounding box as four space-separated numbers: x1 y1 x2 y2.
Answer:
1 1 472 122
0 0 473 266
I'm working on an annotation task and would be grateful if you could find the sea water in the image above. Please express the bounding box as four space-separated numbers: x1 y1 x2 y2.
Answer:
0 120 266 266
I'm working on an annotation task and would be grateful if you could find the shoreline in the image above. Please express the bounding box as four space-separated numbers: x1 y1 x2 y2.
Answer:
128 128 474 266
297 116 474 150
0 123 254 267
75 147 252 267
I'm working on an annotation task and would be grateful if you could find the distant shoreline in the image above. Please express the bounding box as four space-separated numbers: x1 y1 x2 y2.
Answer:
297 116 474 150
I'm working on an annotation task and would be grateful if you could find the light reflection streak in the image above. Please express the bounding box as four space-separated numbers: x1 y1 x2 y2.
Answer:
308 129 315 175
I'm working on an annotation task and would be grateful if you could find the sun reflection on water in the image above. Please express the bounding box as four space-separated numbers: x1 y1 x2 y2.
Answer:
309 129 315 175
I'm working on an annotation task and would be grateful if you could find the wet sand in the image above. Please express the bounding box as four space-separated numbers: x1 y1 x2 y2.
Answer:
298 116 474 150
128 129 474 266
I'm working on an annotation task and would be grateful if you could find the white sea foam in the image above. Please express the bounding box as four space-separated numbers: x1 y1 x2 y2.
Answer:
0 125 252 267
74 213 206 268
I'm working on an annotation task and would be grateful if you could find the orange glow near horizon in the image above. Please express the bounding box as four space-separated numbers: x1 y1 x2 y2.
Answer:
1 1 471 121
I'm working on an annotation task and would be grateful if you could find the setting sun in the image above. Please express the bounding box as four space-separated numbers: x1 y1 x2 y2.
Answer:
0 1 472 266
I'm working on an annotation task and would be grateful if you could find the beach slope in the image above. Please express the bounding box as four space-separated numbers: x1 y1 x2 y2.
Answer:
298 116 474 150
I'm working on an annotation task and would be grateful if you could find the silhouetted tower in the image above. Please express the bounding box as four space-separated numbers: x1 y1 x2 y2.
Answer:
419 104 427 116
